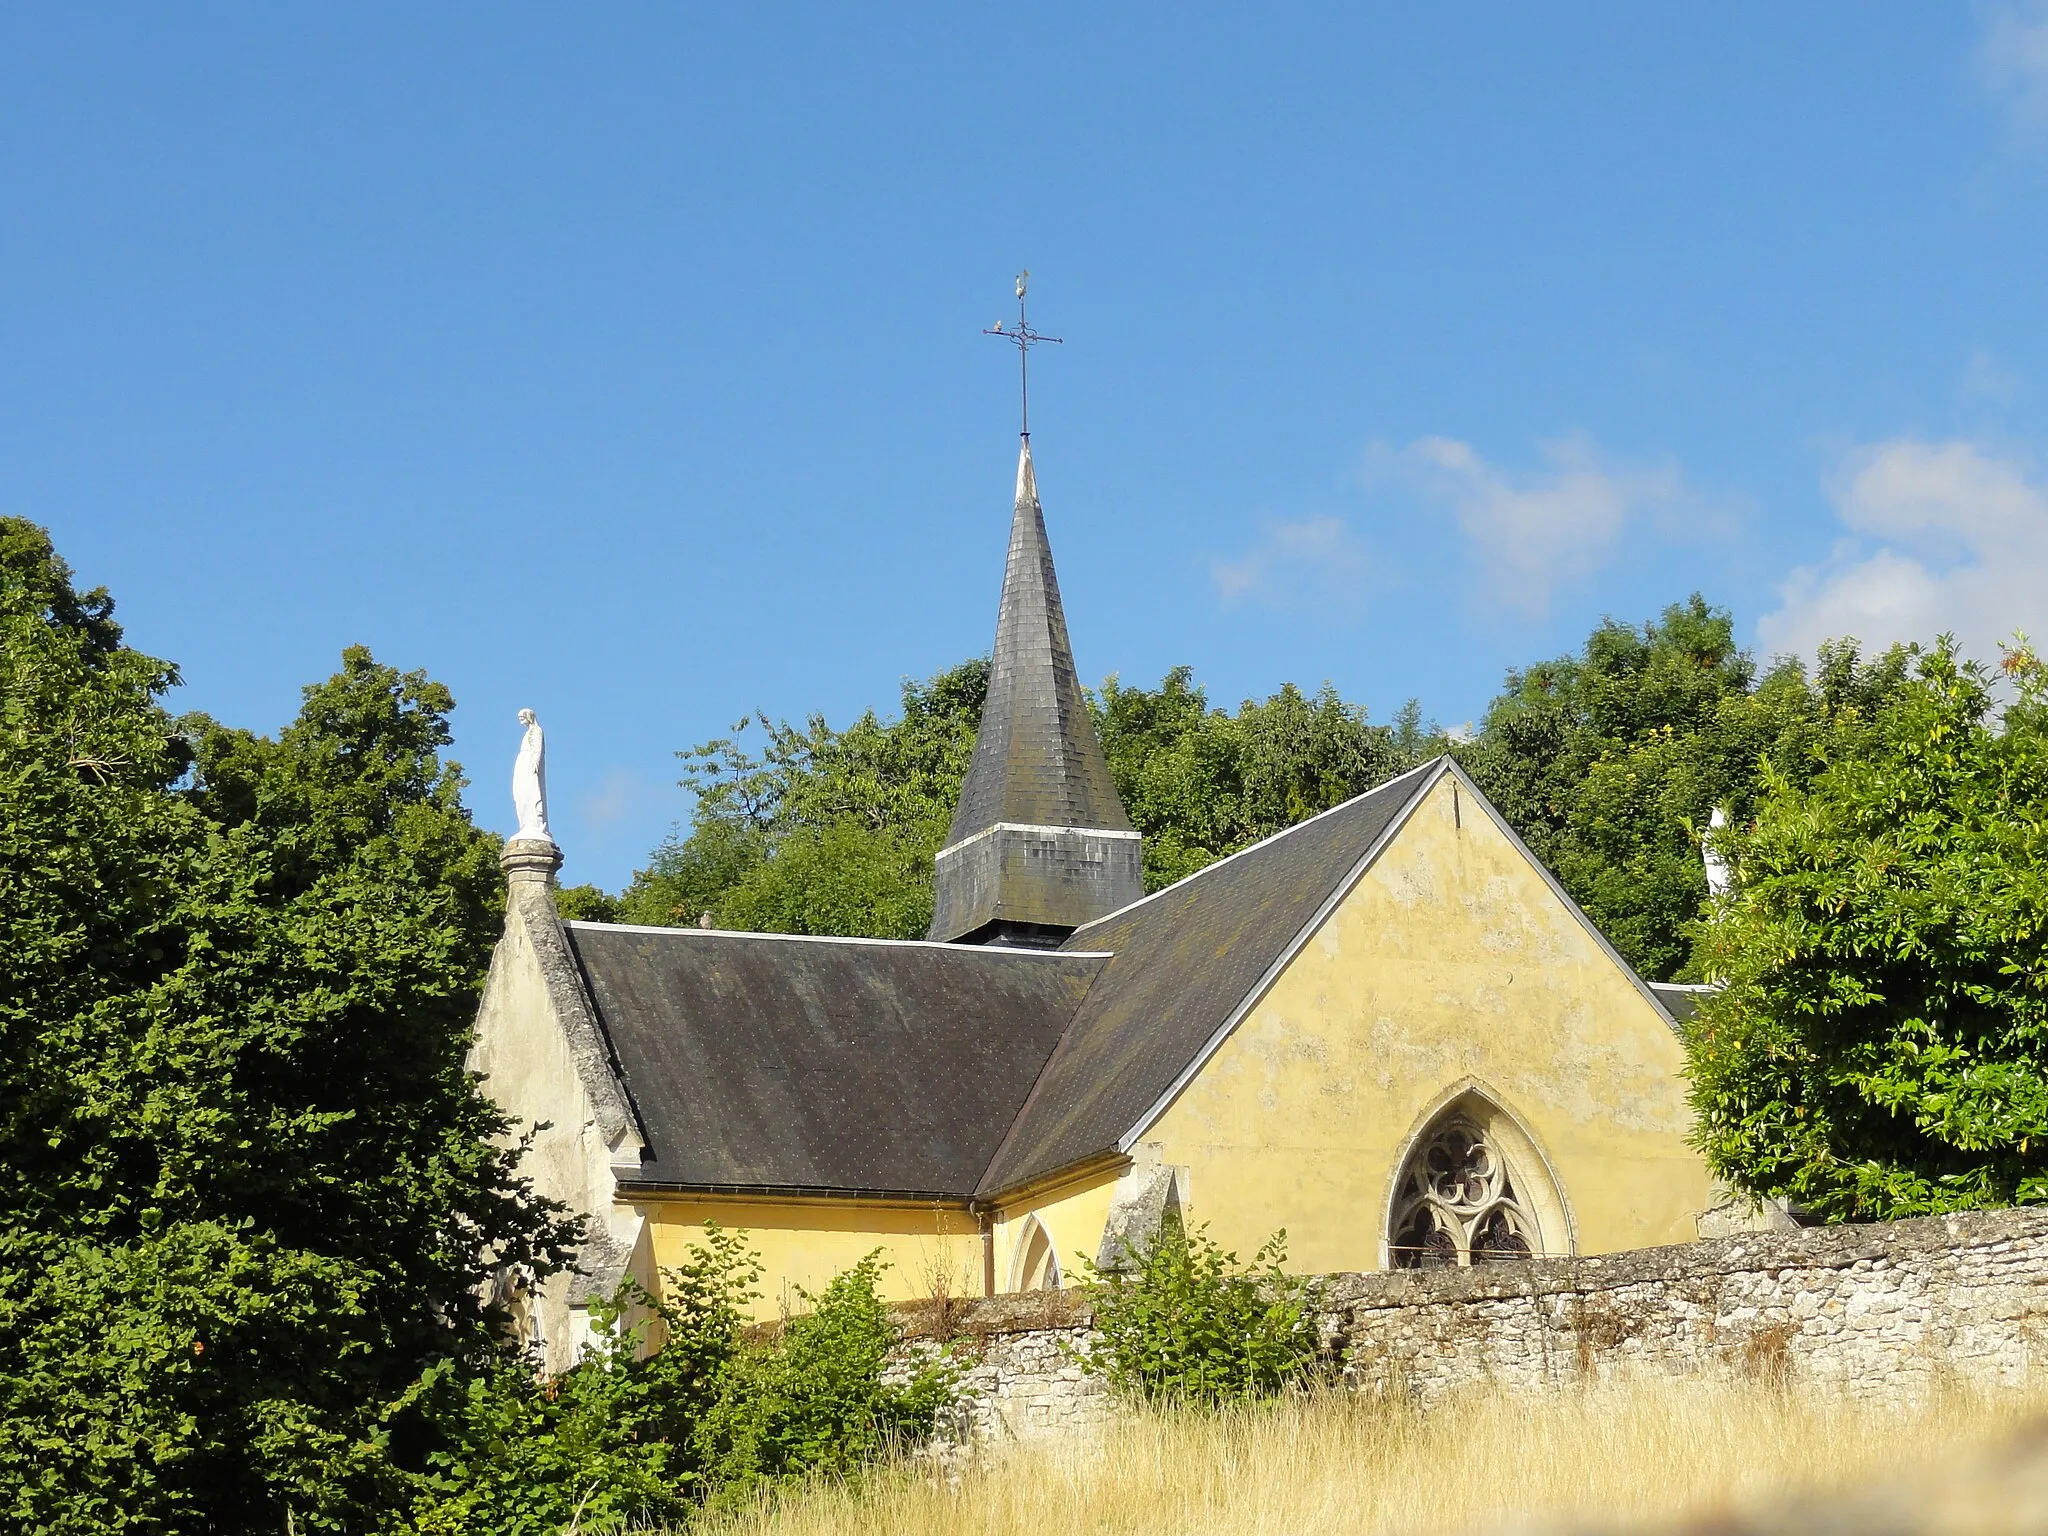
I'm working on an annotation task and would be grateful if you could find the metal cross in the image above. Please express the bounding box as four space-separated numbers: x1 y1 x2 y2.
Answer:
984 270 1062 438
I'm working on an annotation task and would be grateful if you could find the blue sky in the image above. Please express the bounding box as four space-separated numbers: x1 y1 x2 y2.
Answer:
8 5 2048 891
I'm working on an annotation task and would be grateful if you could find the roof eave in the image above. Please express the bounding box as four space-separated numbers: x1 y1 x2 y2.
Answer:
616 1177 978 1206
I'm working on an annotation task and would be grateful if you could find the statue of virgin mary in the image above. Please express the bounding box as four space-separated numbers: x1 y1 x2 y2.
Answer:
513 708 552 845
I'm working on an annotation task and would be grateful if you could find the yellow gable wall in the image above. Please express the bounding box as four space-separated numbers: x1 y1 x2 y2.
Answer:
1145 772 1715 1273
642 1195 983 1320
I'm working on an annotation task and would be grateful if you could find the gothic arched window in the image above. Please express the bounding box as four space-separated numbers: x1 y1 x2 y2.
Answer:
1015 1216 1062 1291
1389 1117 1537 1269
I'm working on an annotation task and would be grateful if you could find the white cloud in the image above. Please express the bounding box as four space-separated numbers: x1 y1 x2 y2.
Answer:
1757 439 2048 665
1211 514 1370 607
1398 433 1713 617
580 769 643 829
1985 2 2048 139
1961 347 2024 410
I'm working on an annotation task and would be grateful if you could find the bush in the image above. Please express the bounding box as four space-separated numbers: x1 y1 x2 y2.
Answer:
407 1229 955 1532
692 1254 956 1512
1077 1223 1319 1405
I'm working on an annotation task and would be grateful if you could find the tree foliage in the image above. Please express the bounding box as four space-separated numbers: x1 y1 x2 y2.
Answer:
1097 669 1421 889
617 659 988 936
606 596 1935 989
620 660 1434 937
0 520 575 1534
1458 595 1913 980
1687 638 2048 1222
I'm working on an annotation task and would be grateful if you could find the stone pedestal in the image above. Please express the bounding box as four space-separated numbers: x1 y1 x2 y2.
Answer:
502 836 562 887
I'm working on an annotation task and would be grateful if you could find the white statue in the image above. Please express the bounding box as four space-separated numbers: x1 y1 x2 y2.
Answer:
513 708 552 845
1702 806 1732 899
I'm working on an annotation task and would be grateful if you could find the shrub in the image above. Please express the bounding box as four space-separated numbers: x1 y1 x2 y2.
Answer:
692 1253 957 1512
1077 1223 1319 1405
407 1229 955 1532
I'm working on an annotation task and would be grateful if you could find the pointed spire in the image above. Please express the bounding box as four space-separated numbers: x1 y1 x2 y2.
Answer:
930 438 1143 945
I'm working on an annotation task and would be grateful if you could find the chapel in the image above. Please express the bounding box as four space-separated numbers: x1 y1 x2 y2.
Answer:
471 432 1755 1370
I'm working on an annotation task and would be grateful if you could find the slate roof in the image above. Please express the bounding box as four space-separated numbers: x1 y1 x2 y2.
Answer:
938 440 1133 849
564 925 1104 1197
557 761 1447 1203
976 761 1439 1195
1649 983 1712 1024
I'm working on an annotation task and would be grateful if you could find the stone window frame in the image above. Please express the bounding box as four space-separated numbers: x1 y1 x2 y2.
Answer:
1011 1212 1063 1292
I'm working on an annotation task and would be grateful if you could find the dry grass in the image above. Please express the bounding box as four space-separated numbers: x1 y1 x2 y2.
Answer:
698 1373 2048 1536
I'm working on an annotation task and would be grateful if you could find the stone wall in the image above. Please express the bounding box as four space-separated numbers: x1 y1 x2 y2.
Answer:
894 1208 2048 1443
895 1289 1103 1443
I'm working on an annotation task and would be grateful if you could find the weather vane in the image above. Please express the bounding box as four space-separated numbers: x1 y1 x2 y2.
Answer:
985 270 1061 438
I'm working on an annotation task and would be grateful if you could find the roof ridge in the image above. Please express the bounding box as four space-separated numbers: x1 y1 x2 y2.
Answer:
1061 755 1445 943
564 920 1111 959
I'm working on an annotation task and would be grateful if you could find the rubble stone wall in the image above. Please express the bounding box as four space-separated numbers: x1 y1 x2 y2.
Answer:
893 1208 2048 1443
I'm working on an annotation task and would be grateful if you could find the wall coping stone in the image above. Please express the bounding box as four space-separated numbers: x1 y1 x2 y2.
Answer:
884 1208 2048 1340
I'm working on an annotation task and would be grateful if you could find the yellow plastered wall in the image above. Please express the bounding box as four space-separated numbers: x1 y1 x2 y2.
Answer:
643 1196 982 1320
1147 772 1714 1273
989 1160 1124 1292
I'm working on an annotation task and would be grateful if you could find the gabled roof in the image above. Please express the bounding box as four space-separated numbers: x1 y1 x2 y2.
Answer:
564 924 1104 1198
548 756 1669 1206
975 761 1441 1196
939 440 1134 849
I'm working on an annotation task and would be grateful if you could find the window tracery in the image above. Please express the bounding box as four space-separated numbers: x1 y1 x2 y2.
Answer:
1389 1118 1536 1268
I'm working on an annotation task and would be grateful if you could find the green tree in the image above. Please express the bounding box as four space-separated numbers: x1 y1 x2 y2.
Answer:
617 660 1430 934
554 883 622 923
1459 595 1912 981
1098 669 1421 889
617 659 987 937
611 597 1924 984
0 521 575 1534
1686 637 2048 1222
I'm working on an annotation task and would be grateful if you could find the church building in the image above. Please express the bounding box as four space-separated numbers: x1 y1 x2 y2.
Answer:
472 434 1747 1370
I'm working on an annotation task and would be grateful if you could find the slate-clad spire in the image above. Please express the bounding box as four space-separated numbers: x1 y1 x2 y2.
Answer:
930 439 1145 946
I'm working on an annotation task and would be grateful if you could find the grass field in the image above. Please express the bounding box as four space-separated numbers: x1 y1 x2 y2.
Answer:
698 1372 2047 1536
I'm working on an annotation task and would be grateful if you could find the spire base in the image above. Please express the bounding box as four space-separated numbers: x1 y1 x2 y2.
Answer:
928 823 1144 944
